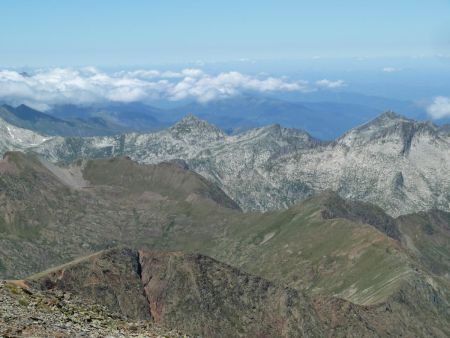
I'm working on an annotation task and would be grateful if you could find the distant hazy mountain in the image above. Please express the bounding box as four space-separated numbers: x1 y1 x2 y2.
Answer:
48 102 171 133
43 94 427 139
271 90 427 118
167 96 382 139
0 104 125 136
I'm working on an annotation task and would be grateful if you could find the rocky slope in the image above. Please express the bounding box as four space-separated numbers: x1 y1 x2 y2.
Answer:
0 115 51 152
0 112 445 216
0 152 449 336
0 280 186 337
27 248 325 337
0 152 240 279
23 247 450 337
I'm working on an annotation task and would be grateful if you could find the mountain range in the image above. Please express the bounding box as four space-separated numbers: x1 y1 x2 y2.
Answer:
0 111 448 216
0 152 448 336
0 105 449 336
4 89 443 140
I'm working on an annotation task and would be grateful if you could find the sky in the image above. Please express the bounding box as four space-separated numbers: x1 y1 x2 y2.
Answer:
0 0 449 66
0 1 450 119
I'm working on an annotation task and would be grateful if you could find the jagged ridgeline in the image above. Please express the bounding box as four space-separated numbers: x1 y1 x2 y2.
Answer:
20 248 450 337
0 112 449 216
0 151 449 337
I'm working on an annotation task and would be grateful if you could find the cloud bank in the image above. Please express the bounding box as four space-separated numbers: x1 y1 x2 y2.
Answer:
427 96 450 119
0 68 339 110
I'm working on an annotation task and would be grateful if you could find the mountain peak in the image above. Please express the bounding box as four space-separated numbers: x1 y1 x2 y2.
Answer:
173 114 210 128
337 111 441 150
366 111 411 127
364 111 438 132
260 123 282 134
16 103 33 110
170 114 226 141
378 111 405 120
179 113 202 123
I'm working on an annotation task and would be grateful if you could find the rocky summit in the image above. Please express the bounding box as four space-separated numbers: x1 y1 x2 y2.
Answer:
0 112 448 216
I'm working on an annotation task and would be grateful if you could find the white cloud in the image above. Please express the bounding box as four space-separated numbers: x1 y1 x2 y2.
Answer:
0 68 340 109
0 68 169 109
382 67 401 73
427 96 450 119
167 71 309 102
120 69 161 78
180 68 205 78
315 79 346 89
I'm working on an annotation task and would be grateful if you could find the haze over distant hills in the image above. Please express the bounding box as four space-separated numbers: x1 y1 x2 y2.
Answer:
45 90 445 139
0 104 125 136
1 84 443 140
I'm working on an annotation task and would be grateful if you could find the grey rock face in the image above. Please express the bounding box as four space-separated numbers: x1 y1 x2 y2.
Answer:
1 113 449 216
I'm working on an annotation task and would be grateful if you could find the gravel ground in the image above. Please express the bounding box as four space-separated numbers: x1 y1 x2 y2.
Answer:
0 280 188 338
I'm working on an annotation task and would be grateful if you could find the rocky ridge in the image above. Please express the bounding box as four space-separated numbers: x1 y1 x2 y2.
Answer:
23 247 450 337
27 248 326 337
0 112 446 216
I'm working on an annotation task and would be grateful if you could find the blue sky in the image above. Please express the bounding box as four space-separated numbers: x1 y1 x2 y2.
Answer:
1 0 450 119
1 0 449 66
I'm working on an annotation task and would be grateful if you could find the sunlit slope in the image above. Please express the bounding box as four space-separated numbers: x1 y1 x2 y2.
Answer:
209 192 411 305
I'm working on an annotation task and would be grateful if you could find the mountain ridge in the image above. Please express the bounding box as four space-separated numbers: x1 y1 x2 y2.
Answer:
22 246 450 337
0 111 449 216
0 152 449 336
26 247 325 337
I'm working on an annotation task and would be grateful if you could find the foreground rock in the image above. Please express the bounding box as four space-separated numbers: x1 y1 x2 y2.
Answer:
27 248 326 337
23 248 450 337
0 280 186 337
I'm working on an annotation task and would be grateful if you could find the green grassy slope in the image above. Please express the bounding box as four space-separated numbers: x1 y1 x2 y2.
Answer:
208 196 410 305
397 210 450 277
